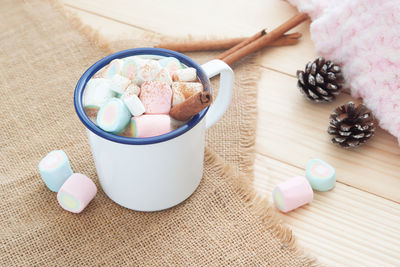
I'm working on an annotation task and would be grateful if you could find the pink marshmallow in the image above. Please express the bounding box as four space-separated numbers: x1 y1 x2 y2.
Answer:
57 173 97 213
132 115 171 138
273 176 313 213
140 81 172 114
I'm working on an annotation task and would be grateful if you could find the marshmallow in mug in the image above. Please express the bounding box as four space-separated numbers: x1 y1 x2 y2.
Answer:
102 59 123 78
135 59 161 86
57 173 97 213
83 78 114 108
158 56 183 75
38 150 73 192
140 81 172 114
172 82 203 99
121 58 138 81
132 115 171 138
97 98 131 133
172 67 197 82
122 93 145 117
110 74 131 95
154 67 173 85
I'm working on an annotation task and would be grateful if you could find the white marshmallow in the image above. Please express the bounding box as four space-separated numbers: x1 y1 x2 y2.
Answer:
172 67 197 82
171 82 203 99
110 74 131 95
135 59 161 86
172 86 185 107
83 78 114 108
122 94 145 117
154 68 172 85
123 83 141 97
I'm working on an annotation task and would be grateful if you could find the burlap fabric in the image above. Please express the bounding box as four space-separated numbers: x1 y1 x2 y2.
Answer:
0 0 317 265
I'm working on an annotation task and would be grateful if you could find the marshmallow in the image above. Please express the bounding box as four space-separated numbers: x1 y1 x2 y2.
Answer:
97 98 131 133
57 173 97 213
158 57 183 75
122 94 145 117
140 81 172 114
121 58 138 81
306 159 336 191
172 86 186 107
83 78 114 108
273 176 313 213
132 115 171 138
171 82 203 99
38 150 73 192
124 83 141 97
110 74 131 95
154 68 173 85
84 106 99 124
172 67 197 82
102 59 123 78
135 59 161 86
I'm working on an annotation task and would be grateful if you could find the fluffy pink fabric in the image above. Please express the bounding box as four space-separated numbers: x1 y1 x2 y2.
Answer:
288 0 400 143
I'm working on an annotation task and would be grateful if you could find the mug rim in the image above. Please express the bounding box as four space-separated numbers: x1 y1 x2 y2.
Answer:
74 48 211 145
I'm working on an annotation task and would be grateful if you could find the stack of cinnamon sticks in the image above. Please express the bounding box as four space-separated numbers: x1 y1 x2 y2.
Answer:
156 13 309 65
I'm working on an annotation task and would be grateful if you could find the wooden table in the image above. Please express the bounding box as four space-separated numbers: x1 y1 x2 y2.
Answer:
63 1 400 265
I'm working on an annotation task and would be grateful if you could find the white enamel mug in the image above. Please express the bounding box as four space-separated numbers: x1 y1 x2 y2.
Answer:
74 48 234 211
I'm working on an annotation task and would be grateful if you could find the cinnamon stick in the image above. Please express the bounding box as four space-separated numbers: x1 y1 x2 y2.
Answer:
169 91 213 121
155 32 301 52
222 13 309 65
217 29 266 60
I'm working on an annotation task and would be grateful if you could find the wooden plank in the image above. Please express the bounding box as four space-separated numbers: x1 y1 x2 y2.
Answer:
256 68 400 202
62 0 315 76
253 154 400 266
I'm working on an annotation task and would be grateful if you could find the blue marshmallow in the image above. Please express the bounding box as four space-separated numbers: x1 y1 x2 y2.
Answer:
97 98 131 133
306 158 336 191
38 150 73 192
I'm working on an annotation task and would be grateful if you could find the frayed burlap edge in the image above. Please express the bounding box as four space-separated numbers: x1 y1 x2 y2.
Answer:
55 2 318 265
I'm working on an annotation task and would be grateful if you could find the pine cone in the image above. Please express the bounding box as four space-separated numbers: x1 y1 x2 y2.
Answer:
297 57 343 103
328 102 376 148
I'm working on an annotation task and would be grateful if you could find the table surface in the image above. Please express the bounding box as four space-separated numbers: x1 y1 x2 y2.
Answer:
62 1 400 265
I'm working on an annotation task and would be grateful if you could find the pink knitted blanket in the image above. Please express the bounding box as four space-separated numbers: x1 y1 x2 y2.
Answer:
288 0 400 143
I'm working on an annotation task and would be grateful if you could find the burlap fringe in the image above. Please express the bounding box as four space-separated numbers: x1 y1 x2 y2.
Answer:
57 2 317 265
204 150 319 266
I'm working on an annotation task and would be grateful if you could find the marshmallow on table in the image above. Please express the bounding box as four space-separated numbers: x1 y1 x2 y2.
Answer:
140 81 172 114
171 82 203 99
38 150 73 192
135 59 161 86
306 159 336 191
273 176 313 213
172 67 197 82
97 98 131 133
132 115 171 138
57 173 97 213
83 78 114 108
110 74 131 95
102 59 123 78
122 94 145 117
154 68 173 85
158 57 183 76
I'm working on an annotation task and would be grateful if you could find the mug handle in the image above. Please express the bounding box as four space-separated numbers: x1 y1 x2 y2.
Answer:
201 59 234 129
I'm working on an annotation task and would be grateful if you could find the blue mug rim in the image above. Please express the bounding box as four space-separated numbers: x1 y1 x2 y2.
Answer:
74 48 211 145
